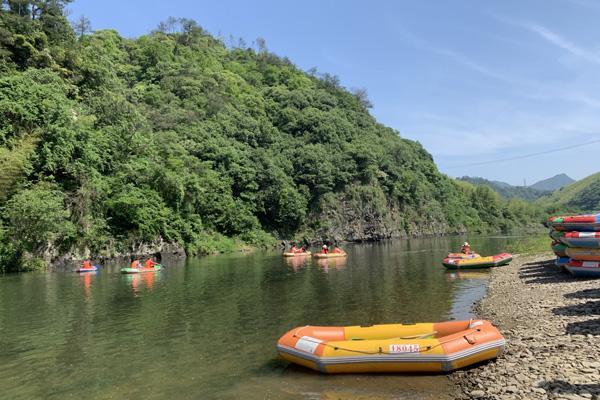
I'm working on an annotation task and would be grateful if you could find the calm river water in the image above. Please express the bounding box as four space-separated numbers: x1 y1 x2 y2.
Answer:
0 236 519 399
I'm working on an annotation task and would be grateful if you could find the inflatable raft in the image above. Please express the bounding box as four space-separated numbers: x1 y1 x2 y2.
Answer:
551 241 568 257
76 265 98 273
442 253 512 269
277 319 505 373
120 264 162 274
565 247 600 261
566 260 600 277
313 252 347 259
555 256 570 269
559 232 600 248
549 214 600 232
549 230 562 241
283 251 312 257
447 253 481 259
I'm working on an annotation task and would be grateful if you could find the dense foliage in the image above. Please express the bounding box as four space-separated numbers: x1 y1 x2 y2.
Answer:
458 176 550 202
0 1 543 271
538 172 600 214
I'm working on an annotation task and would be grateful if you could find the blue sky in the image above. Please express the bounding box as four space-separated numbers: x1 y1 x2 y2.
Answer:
68 0 600 185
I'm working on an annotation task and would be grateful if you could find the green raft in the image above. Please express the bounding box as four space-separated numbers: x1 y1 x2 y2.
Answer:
120 264 162 274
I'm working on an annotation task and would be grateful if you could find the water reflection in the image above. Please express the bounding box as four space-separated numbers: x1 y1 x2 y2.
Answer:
78 270 96 298
283 255 310 272
0 235 520 400
124 271 160 295
445 270 490 281
316 256 347 272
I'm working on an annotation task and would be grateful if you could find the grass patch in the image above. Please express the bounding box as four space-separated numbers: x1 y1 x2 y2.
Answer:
506 233 551 255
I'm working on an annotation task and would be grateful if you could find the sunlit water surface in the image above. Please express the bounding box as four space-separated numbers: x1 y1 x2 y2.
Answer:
0 236 520 399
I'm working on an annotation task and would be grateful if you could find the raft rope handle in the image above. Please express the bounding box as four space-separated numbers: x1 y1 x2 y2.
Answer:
292 327 437 342
292 328 480 356
391 331 438 340
350 331 437 341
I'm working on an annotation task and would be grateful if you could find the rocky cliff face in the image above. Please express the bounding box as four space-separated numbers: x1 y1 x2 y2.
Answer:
47 238 186 272
303 184 465 242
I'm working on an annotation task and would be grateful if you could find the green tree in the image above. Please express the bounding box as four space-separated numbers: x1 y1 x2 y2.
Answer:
5 182 74 252
0 6 544 271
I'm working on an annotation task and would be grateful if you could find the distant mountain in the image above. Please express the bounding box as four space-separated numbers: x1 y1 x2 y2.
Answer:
530 174 575 191
458 176 549 201
540 172 600 212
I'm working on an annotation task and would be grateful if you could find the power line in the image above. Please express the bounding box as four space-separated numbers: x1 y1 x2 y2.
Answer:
443 138 600 169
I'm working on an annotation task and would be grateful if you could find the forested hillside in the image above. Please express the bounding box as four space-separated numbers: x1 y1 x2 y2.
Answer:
458 176 549 201
539 172 600 213
0 1 542 271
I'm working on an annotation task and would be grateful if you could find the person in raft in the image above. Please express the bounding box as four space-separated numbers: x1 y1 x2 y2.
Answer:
81 260 93 270
289 243 298 253
299 244 308 253
332 244 345 254
460 242 473 254
144 257 158 269
130 258 142 269
321 243 329 254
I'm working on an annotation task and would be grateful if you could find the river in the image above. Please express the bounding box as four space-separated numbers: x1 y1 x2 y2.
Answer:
0 235 519 399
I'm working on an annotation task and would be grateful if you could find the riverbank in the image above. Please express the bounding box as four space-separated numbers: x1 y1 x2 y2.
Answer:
452 253 600 399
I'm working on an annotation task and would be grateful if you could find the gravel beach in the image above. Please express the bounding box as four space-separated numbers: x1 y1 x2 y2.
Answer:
452 253 600 400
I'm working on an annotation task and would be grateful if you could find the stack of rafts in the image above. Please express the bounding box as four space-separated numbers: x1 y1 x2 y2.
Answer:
548 214 600 277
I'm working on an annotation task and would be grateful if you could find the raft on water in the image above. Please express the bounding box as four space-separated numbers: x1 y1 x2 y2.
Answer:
75 266 98 273
442 253 512 269
446 253 481 259
120 265 162 274
566 260 600 277
313 252 347 259
283 252 312 257
548 214 600 232
277 319 505 373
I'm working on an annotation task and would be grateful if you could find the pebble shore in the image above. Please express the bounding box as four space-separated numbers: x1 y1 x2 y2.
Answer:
452 253 600 400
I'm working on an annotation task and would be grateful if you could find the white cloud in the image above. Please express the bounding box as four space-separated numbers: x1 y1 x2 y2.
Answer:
494 16 600 65
394 27 520 85
386 23 600 164
523 23 600 65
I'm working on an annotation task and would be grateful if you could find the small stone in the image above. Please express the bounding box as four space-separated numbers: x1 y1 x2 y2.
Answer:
505 385 518 393
470 389 486 398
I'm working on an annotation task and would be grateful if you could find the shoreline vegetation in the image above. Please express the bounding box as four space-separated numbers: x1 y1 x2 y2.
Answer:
0 3 546 273
452 252 600 399
505 233 550 255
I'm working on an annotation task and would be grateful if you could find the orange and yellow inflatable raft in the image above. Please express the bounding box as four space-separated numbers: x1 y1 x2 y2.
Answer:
277 319 504 373
312 252 347 259
282 251 312 257
447 252 481 259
